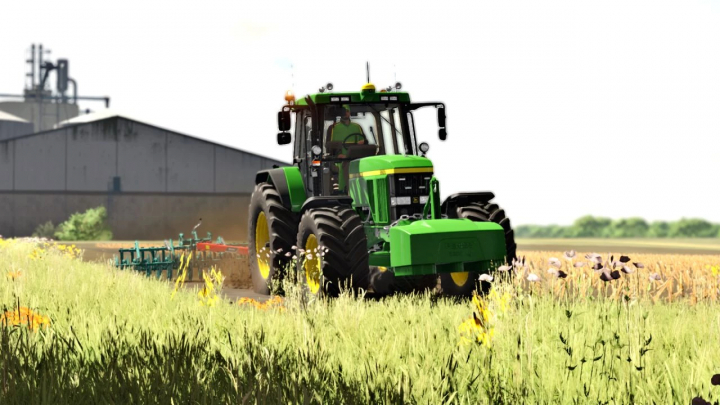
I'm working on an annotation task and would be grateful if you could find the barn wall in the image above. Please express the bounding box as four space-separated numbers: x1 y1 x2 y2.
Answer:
0 141 13 190
0 192 251 241
14 132 66 190
0 116 286 239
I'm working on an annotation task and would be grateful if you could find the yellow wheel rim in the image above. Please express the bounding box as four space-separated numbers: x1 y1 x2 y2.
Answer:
450 271 469 287
255 212 270 279
304 234 321 295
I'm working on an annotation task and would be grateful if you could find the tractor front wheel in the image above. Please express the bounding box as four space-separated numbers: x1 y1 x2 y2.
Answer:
392 274 438 295
248 183 297 295
439 201 517 297
296 206 370 297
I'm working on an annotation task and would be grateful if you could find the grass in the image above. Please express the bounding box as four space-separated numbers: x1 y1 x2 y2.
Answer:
1 237 719 404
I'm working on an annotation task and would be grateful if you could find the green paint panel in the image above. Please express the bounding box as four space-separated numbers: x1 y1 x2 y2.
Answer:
372 178 389 224
389 219 506 268
394 264 436 277
349 155 433 175
368 251 390 267
281 166 306 212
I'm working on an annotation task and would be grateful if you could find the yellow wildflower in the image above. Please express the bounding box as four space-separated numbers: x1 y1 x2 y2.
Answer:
171 253 190 300
198 266 224 307
458 292 495 348
1 307 51 332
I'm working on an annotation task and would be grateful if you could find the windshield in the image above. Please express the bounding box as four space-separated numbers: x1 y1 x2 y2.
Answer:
322 103 414 155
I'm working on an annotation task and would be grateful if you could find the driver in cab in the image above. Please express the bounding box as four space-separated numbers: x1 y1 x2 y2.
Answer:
328 104 364 158
327 104 365 193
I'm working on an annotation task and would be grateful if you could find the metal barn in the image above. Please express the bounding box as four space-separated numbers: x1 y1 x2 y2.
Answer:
0 115 286 240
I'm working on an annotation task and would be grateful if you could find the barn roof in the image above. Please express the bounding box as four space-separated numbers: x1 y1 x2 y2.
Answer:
0 114 290 166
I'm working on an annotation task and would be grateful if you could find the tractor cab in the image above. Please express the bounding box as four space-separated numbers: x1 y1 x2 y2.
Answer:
277 83 446 196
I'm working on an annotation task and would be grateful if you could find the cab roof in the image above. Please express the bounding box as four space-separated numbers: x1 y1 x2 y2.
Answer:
294 90 411 106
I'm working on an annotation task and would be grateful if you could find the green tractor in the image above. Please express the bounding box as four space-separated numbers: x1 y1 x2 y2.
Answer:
249 82 516 297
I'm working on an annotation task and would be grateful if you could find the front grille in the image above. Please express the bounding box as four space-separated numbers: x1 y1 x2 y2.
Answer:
389 172 433 221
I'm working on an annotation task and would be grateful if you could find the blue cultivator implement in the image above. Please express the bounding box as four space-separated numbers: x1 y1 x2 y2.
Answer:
114 228 248 281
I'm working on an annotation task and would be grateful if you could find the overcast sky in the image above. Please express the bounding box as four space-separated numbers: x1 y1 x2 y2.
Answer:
1 0 718 226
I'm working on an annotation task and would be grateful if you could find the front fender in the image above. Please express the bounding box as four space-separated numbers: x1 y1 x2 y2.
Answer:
255 167 306 212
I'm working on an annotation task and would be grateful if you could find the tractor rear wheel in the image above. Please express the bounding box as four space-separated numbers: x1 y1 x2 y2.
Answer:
248 183 297 295
296 206 370 297
439 201 517 297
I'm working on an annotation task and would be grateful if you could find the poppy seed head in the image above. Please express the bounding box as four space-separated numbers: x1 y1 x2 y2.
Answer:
711 374 720 385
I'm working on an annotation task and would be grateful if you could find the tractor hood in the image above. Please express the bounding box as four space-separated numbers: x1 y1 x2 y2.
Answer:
349 155 433 177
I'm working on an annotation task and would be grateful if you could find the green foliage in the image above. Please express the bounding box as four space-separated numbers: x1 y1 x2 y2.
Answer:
54 206 113 241
31 221 56 239
608 217 649 238
648 221 670 237
515 225 562 237
568 215 612 237
668 218 719 238
519 216 720 238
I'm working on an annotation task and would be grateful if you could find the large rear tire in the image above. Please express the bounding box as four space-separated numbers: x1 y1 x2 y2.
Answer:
248 183 297 295
439 201 517 297
296 206 370 297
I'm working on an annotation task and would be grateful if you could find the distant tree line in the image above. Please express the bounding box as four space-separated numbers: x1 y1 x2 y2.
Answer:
515 216 720 238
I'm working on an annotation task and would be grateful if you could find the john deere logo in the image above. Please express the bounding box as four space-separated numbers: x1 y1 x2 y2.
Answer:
440 239 478 259
412 197 419 204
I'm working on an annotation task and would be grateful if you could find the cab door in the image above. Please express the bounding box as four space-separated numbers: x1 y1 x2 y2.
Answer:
293 109 315 196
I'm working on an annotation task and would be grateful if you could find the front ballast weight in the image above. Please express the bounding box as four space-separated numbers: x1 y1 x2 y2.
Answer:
114 230 248 281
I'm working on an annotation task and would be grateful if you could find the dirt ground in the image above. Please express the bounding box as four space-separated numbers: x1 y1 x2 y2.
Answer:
66 241 259 299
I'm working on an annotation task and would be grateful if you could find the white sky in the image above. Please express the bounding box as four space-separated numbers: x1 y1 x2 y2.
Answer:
1 0 718 226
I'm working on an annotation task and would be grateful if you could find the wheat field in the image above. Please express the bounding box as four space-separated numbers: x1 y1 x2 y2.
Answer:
1 237 719 404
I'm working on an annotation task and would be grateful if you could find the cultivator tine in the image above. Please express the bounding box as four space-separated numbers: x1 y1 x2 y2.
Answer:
114 225 248 284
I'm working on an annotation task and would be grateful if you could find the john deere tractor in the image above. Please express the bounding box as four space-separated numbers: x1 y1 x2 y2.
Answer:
249 82 516 297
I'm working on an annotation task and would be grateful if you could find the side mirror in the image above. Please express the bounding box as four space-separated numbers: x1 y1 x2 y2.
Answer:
439 128 447 141
277 132 291 145
437 107 446 128
277 111 291 131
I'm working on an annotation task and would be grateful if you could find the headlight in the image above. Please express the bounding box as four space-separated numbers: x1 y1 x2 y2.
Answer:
391 196 412 206
420 196 429 204
311 145 322 156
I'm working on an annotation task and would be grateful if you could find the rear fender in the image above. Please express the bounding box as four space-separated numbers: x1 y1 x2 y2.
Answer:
255 167 306 212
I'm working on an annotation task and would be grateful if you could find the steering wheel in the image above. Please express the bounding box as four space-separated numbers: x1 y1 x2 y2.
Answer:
342 133 367 150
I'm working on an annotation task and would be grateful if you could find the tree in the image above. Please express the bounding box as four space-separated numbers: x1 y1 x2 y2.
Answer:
514 225 535 238
568 216 612 238
667 218 718 238
608 217 649 238
648 221 670 238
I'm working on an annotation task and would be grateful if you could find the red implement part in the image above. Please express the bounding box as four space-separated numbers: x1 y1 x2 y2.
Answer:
196 242 248 255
